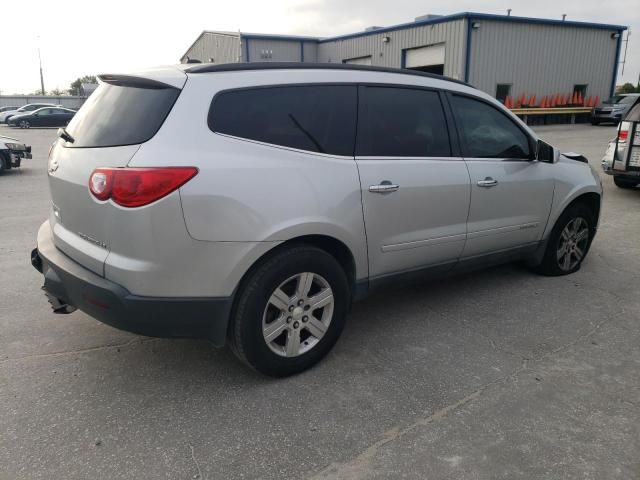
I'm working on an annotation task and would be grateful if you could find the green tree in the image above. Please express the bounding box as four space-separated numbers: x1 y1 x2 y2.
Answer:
618 82 640 94
68 75 97 96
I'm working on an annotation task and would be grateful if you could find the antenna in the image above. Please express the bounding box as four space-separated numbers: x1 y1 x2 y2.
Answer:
562 14 567 21
507 9 512 16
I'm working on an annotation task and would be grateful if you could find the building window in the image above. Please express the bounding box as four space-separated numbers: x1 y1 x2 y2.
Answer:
495 84 512 103
573 84 588 97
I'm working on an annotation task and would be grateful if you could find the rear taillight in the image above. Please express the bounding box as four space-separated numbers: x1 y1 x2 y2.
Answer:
618 130 629 142
89 167 198 207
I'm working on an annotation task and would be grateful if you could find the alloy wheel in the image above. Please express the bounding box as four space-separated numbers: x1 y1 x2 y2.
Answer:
556 217 589 271
262 272 334 357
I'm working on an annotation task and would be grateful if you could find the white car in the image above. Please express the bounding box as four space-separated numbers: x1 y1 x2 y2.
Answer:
0 134 31 173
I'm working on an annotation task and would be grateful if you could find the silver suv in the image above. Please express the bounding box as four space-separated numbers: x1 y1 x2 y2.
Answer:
32 63 602 376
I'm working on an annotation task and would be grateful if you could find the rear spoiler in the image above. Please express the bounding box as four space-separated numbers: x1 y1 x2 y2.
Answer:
98 74 180 90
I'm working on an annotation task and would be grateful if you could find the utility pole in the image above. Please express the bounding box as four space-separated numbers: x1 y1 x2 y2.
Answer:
38 42 45 95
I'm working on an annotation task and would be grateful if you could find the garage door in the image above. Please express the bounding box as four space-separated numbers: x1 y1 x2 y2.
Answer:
405 44 445 68
343 56 372 66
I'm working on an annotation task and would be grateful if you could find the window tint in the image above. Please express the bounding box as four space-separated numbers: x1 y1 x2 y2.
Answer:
355 87 451 157
209 86 357 156
451 95 531 159
65 83 180 148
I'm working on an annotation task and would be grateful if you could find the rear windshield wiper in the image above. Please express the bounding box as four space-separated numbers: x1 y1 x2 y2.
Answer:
57 127 75 144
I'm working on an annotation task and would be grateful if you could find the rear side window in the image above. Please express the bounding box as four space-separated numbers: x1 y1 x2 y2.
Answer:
209 85 357 156
65 82 179 148
451 95 531 159
356 87 451 157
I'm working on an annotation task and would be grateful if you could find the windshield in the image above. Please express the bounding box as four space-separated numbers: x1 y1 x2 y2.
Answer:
65 82 180 148
604 95 636 104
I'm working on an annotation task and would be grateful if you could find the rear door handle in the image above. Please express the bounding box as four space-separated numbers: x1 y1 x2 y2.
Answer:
477 177 498 188
369 182 399 193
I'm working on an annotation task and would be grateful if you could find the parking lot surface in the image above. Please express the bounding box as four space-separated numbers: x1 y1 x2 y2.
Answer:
1 124 639 479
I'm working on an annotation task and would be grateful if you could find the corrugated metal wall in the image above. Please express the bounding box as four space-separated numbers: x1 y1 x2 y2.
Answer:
245 38 303 62
302 42 318 62
317 19 467 80
0 96 86 109
181 32 241 63
468 20 618 100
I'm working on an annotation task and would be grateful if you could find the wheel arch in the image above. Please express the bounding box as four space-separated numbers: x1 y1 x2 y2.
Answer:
226 234 363 339
544 187 602 239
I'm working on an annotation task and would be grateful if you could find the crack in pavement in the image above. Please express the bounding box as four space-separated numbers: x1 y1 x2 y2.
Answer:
307 307 627 480
0 337 159 365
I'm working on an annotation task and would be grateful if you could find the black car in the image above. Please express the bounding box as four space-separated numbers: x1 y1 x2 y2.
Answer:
9 107 76 129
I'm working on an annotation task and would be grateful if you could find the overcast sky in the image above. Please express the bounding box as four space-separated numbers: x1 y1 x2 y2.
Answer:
0 0 637 95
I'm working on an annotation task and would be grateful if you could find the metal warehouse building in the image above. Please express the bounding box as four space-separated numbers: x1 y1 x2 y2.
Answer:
181 12 627 102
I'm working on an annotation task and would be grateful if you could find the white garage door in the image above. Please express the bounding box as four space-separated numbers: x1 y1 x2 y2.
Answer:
405 44 445 68
343 56 372 66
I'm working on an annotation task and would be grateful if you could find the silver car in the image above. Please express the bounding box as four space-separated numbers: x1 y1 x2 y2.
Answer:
32 63 602 376
591 93 640 125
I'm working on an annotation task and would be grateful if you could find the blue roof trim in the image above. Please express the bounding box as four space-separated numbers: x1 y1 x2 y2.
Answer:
317 12 626 43
241 33 319 41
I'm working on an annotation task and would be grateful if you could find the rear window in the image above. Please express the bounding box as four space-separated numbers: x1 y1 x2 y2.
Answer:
209 85 357 156
356 86 451 157
65 82 179 148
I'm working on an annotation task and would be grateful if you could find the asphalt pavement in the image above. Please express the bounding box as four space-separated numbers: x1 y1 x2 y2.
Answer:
1 123 639 479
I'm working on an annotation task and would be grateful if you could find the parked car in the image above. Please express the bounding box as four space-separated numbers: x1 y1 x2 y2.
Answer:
591 93 640 125
0 106 20 115
31 63 602 376
0 103 61 124
8 107 76 128
601 98 640 188
0 133 32 174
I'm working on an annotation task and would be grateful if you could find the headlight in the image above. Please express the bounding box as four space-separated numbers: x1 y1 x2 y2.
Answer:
4 143 26 151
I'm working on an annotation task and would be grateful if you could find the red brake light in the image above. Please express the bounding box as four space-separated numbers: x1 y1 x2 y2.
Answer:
618 130 629 142
89 167 198 207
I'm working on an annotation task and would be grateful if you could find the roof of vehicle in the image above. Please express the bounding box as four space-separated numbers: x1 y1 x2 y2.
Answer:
184 62 472 88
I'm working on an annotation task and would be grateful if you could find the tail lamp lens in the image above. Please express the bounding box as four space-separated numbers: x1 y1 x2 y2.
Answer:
618 130 629 142
89 167 198 207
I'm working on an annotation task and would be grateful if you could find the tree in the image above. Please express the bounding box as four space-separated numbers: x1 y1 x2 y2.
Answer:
618 82 640 94
49 88 65 96
69 75 97 96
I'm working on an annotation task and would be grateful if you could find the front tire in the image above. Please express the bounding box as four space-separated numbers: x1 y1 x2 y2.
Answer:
532 203 595 276
19 120 30 129
229 245 350 377
590 119 599 125
614 176 638 189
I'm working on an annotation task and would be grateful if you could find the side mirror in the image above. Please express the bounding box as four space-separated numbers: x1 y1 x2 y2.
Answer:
536 139 560 163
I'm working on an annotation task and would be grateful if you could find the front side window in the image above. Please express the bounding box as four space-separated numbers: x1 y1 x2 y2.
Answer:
355 86 451 157
451 95 531 159
209 85 357 156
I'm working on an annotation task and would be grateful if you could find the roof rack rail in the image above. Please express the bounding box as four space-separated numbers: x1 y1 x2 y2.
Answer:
184 62 472 87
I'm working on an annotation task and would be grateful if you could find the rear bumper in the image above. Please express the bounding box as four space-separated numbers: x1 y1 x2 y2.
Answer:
33 222 232 346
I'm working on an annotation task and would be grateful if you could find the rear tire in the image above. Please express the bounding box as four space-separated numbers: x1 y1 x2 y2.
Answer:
614 176 638 189
532 203 595 276
229 245 350 377
590 119 599 125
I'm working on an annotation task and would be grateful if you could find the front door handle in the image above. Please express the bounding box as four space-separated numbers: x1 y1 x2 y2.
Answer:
369 182 399 193
477 177 498 188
